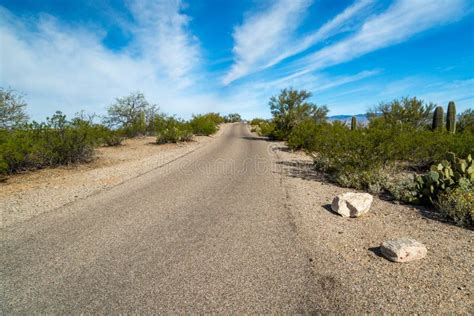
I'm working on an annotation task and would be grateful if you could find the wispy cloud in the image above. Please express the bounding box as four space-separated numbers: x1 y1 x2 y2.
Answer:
0 1 206 119
251 69 380 93
222 0 312 85
290 0 469 78
0 0 472 120
264 0 375 69
317 77 474 115
223 0 375 85
127 0 200 85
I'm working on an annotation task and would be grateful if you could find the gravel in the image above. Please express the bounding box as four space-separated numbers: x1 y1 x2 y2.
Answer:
0 126 228 228
271 143 473 314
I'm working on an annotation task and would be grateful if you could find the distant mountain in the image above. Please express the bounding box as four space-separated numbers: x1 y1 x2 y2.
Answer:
328 114 368 124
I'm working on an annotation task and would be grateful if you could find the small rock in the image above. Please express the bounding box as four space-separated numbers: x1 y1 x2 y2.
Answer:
380 238 427 263
331 192 373 217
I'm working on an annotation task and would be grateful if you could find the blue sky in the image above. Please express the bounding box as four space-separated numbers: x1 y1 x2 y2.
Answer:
0 0 473 120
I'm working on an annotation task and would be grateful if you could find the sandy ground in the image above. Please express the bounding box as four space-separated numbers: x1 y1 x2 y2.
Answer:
271 143 473 314
0 125 228 228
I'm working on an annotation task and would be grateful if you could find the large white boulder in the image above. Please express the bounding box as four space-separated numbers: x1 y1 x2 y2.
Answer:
380 238 427 263
331 192 373 217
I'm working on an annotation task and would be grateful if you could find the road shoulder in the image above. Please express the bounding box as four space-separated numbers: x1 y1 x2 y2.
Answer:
270 142 473 314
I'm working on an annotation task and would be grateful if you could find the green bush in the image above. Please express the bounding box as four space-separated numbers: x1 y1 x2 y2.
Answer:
367 97 435 130
435 186 473 227
290 121 473 196
205 112 225 125
156 117 193 144
99 128 124 146
458 109 474 133
250 118 267 126
288 119 321 150
0 159 7 181
190 114 218 136
257 121 277 138
224 113 241 123
0 111 117 178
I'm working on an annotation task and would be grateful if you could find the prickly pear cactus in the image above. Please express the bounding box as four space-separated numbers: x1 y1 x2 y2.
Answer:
415 152 473 203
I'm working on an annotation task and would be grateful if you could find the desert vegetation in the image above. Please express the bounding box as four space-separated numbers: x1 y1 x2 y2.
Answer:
0 88 227 181
252 89 474 227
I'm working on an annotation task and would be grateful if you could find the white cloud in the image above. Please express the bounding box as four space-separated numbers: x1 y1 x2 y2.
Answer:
263 0 374 69
291 0 469 77
0 0 471 120
0 2 207 120
318 77 474 115
250 69 380 94
127 0 200 85
222 0 312 85
223 0 375 85
412 78 474 110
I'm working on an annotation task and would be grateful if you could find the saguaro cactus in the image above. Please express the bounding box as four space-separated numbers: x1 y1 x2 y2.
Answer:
446 101 456 133
351 116 357 130
432 106 444 131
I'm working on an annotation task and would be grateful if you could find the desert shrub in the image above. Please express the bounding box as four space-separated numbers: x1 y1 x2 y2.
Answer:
224 113 241 123
458 109 474 133
189 114 218 136
202 112 224 125
288 119 321 150
366 128 474 170
250 118 266 126
298 122 474 196
249 118 272 136
0 128 38 174
32 112 96 165
367 97 435 130
98 127 123 146
0 111 103 178
384 177 418 203
156 116 193 144
258 121 277 138
435 186 473 227
311 124 473 171
310 124 385 172
0 159 7 181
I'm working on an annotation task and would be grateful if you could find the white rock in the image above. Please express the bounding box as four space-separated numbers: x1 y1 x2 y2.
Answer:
380 238 427 263
331 192 373 217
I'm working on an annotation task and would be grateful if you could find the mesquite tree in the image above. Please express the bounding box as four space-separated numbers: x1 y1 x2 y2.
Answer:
269 88 328 140
0 88 29 129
